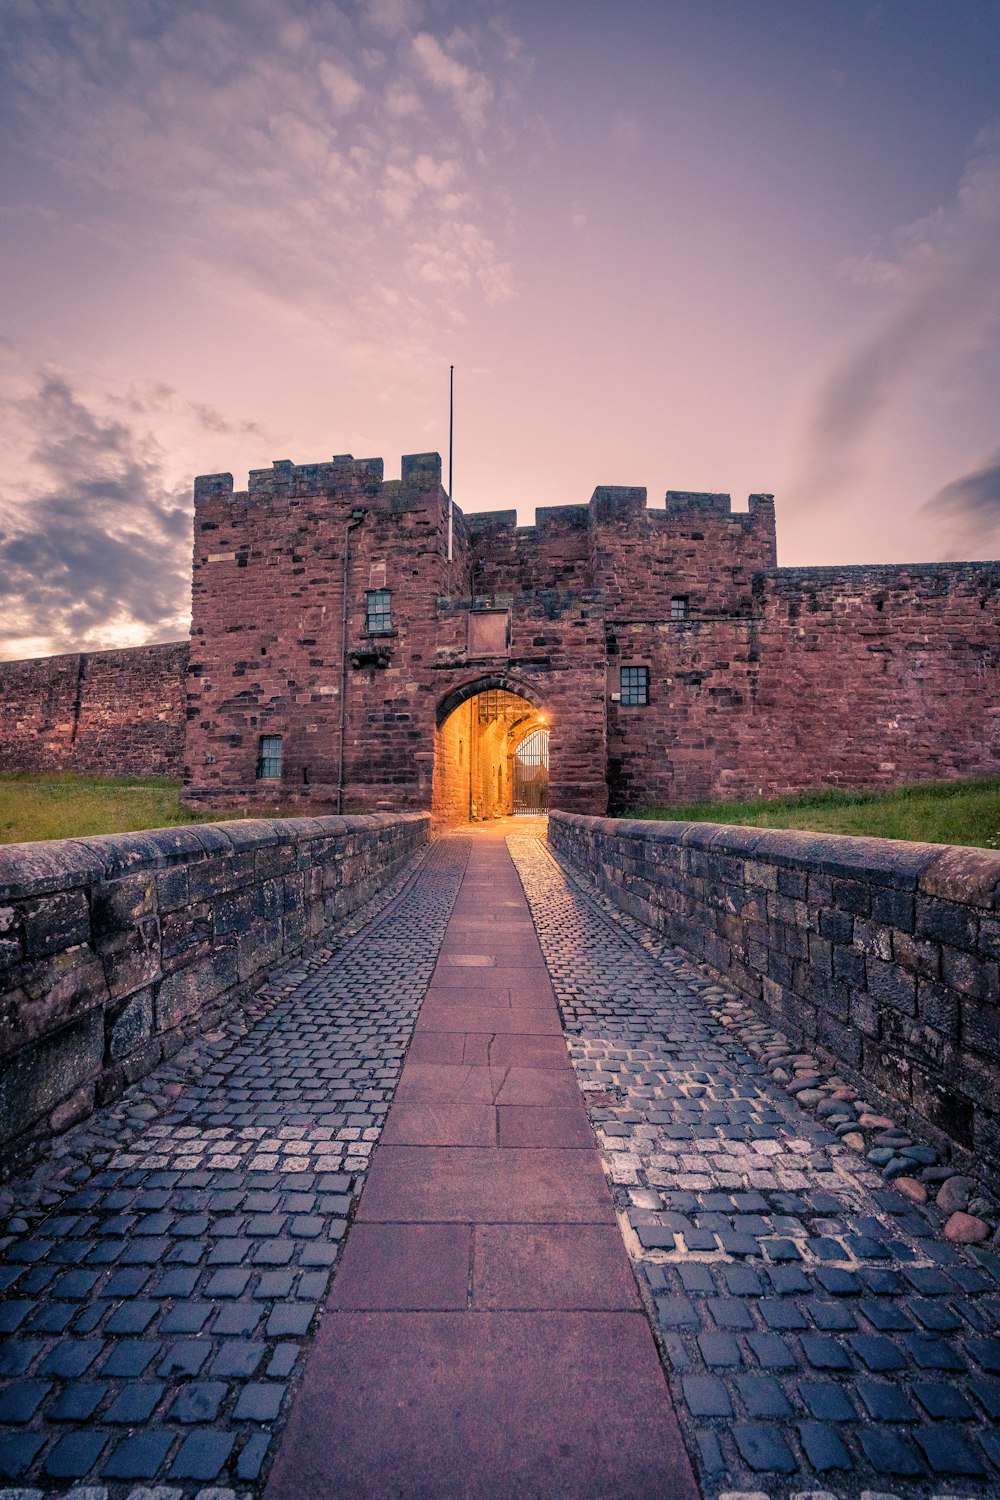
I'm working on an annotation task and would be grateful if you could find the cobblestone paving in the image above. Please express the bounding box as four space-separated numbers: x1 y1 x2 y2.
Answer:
508 835 1000 1500
0 837 469 1498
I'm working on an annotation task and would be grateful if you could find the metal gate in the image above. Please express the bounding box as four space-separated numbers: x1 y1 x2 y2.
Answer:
513 728 549 814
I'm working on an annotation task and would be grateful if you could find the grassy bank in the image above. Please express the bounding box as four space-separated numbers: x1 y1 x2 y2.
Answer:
0 773 243 845
631 777 1000 850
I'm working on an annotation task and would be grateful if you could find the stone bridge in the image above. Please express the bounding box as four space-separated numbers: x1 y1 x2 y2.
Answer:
1 815 999 1499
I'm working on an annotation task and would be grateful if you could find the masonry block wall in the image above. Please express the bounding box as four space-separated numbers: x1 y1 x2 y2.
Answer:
607 562 1000 810
186 452 1000 816
550 811 1000 1185
186 452 610 817
0 812 428 1175
2 448 998 812
0 642 187 777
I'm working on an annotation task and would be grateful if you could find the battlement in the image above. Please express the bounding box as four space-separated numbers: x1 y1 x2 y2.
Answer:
195 454 774 545
193 453 443 512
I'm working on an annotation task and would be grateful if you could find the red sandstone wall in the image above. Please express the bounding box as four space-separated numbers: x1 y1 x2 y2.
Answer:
607 562 1000 811
0 643 188 778
591 487 777 618
186 454 610 817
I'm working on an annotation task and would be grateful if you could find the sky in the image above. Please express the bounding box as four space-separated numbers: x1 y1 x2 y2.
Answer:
1 0 999 659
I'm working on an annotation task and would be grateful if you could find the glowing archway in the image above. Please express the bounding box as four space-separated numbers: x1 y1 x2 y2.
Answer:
432 676 549 823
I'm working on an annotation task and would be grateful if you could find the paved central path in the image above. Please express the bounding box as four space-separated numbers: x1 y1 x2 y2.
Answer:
265 828 699 1499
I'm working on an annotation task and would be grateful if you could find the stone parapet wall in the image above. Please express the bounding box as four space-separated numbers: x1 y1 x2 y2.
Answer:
549 811 1000 1182
0 641 188 777
0 812 429 1175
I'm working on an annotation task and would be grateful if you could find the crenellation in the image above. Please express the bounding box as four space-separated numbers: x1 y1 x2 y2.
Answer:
664 489 732 514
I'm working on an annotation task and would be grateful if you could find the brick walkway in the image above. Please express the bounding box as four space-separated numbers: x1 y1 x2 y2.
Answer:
0 827 999 1499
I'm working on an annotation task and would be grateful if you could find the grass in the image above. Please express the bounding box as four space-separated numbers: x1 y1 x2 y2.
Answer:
4 771 999 851
0 773 246 846
631 776 1000 850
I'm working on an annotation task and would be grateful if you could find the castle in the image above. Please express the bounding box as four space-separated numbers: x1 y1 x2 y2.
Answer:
3 448 999 818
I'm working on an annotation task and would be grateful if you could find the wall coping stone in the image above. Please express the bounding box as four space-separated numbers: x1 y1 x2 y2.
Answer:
551 811 952 887
0 812 427 900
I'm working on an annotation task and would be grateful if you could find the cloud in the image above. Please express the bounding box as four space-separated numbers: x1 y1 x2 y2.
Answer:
791 127 1000 504
920 449 1000 559
0 356 234 659
0 0 527 349
319 59 364 116
411 31 493 130
405 220 514 303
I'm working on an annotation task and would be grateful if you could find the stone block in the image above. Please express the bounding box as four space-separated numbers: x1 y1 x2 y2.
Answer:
109 988 154 1059
22 891 90 958
915 895 978 950
95 914 161 999
156 863 189 912
862 1043 911 1104
911 1066 975 1149
963 996 1000 1064
91 872 155 935
866 957 916 1015
817 1012 863 1068
161 904 213 969
1 947 110 1056
941 943 995 999
915 978 959 1038
919 844 1000 908
186 851 256 902
0 1009 103 1145
155 948 238 1031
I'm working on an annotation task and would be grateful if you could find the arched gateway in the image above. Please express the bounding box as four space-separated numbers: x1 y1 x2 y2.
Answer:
432 673 548 824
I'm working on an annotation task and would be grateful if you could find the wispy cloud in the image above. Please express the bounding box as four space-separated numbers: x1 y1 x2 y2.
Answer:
0 1 525 349
0 350 267 659
411 31 493 131
790 126 1000 506
921 448 1000 559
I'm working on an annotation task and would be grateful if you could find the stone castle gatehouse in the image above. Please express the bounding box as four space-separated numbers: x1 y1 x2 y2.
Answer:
181 449 1000 820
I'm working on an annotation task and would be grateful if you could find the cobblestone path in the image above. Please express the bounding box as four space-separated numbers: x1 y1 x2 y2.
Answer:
0 837 469 1499
508 834 1000 1499
1 828 999 1500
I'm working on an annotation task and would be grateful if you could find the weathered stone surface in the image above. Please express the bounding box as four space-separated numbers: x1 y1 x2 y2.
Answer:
49 1082 95 1132
0 1009 103 1143
894 1176 929 1204
21 890 90 957
943 1210 991 1243
0 641 186 777
0 812 429 1169
551 812 1000 1184
936 1173 975 1214
109 988 154 1059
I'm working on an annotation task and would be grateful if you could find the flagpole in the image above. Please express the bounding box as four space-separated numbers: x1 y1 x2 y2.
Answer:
447 364 454 564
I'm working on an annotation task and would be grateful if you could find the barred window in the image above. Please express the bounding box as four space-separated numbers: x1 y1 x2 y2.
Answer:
366 589 392 634
257 735 283 780
620 666 649 707
670 596 688 621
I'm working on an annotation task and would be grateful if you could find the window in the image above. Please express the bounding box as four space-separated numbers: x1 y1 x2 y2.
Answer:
257 735 283 780
670 596 688 621
620 666 649 707
366 589 392 634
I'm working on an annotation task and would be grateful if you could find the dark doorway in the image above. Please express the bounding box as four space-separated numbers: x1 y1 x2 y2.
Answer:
513 728 549 814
